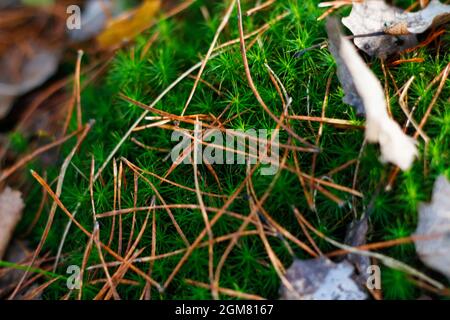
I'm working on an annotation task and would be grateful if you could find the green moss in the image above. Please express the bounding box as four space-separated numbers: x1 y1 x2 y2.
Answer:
382 268 417 300
14 0 450 299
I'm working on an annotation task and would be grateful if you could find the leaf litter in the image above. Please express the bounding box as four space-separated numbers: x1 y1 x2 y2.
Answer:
342 0 450 57
342 0 418 57
414 175 450 280
280 257 368 300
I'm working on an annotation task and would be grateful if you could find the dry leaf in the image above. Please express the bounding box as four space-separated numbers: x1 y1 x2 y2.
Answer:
97 0 160 49
0 41 60 119
327 18 418 170
0 187 25 259
344 216 371 285
280 258 367 300
342 0 418 57
0 95 15 119
385 0 450 35
414 175 450 280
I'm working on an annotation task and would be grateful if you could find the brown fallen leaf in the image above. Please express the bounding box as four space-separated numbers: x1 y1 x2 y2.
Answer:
97 0 161 49
326 18 418 170
342 0 418 57
0 187 25 259
414 175 450 280
280 258 367 300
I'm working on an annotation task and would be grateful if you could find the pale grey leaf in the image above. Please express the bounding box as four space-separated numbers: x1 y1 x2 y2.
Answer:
342 0 418 57
414 175 450 280
280 258 367 300
326 18 418 170
0 187 25 259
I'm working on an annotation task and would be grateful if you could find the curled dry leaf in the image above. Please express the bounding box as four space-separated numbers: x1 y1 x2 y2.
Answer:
280 258 367 300
326 18 418 171
342 0 418 57
0 187 25 259
414 175 450 280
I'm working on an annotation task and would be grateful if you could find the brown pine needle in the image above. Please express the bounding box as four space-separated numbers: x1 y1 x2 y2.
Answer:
30 170 163 291
386 62 450 190
125 172 139 255
78 225 96 300
21 277 60 300
326 232 445 258
142 198 157 300
310 74 333 205
293 208 323 256
246 0 276 16
75 50 83 130
0 127 83 183
193 118 216 298
10 122 93 299
389 58 425 67
163 160 261 290
117 161 124 256
181 0 237 116
288 115 364 129
92 223 121 300
87 230 266 271
22 172 48 236
131 137 170 153
122 157 226 198
125 162 190 247
236 1 316 150
185 279 265 300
